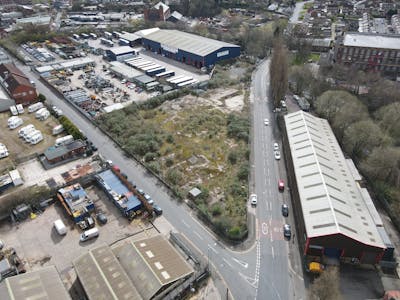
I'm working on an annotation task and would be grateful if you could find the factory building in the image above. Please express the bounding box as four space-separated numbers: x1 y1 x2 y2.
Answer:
283 111 391 265
105 46 137 62
57 183 94 222
138 28 240 68
73 235 194 300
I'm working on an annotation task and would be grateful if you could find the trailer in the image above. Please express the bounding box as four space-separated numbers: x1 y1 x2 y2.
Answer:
146 67 166 76
112 31 122 39
30 133 43 145
177 78 198 87
140 64 160 71
132 61 153 68
52 125 64 135
22 128 38 140
55 135 74 147
104 31 112 40
156 70 175 78
35 108 48 118
166 75 185 83
8 117 23 129
168 75 190 84
18 124 35 137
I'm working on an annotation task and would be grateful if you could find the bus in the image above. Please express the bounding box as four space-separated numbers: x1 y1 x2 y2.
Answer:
100 38 114 47
104 31 112 40
72 34 80 40
112 31 122 39
89 33 97 39
81 33 89 39
156 70 175 78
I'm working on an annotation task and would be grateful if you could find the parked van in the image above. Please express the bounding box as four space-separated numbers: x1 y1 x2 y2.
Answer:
38 109 50 121
28 102 44 113
52 125 64 135
35 107 47 118
55 135 74 147
8 117 23 129
0 149 9 158
9 106 18 116
80 227 99 242
54 219 67 235
7 116 19 125
18 124 35 137
16 104 24 114
30 133 43 145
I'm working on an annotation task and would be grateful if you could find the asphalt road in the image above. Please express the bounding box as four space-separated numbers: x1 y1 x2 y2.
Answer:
14 58 305 299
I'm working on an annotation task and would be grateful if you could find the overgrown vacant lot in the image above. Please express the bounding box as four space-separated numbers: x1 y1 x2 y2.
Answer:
97 90 250 240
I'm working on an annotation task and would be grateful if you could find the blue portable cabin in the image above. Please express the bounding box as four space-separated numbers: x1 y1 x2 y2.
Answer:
96 169 142 217
146 66 166 76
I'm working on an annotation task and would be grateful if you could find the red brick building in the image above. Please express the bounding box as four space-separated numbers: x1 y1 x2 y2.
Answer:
0 63 37 105
144 2 170 22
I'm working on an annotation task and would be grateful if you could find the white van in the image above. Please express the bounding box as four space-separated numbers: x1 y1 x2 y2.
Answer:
16 104 24 114
28 102 44 113
35 107 47 118
0 149 9 159
80 227 99 242
52 125 64 135
54 219 67 235
8 117 23 129
55 135 74 147
18 124 35 137
30 133 43 145
9 106 18 116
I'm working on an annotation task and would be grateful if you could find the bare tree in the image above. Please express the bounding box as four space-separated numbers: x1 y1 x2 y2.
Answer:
309 267 342 300
270 39 288 107
289 65 313 95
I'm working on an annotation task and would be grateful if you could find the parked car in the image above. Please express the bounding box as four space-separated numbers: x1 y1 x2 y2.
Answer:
137 189 145 195
153 204 163 216
278 179 285 191
273 142 279 151
96 212 108 224
274 151 281 160
250 193 257 206
283 224 291 239
264 118 269 126
282 204 289 217
144 194 154 205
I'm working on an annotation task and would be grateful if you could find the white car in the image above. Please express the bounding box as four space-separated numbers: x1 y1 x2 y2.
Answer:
250 194 257 206
274 150 281 160
273 142 279 151
264 118 269 126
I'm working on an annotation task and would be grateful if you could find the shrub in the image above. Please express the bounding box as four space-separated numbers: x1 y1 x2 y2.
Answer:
144 152 157 162
237 163 249 181
166 169 183 186
166 134 174 143
228 151 238 164
165 158 174 167
211 203 222 216
227 114 250 142
59 116 85 140
147 161 160 174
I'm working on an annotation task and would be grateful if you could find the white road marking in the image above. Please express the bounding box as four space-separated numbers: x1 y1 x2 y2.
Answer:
232 257 249 268
238 272 258 289
208 245 219 254
193 231 204 240
181 220 190 228
261 223 268 235
223 258 233 268
271 246 275 259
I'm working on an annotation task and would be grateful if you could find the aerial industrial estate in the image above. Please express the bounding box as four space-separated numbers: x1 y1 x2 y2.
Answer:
0 0 399 300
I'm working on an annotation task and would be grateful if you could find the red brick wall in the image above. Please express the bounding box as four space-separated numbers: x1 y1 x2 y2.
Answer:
12 85 37 105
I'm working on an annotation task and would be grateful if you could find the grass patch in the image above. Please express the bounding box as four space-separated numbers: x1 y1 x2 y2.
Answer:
97 92 249 241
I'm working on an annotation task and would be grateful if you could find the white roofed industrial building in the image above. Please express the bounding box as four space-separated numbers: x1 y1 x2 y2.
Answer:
283 111 388 264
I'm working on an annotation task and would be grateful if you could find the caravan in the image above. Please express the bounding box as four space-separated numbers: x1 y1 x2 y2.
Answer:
30 133 43 145
38 109 50 121
52 125 64 135
55 135 74 147
8 117 23 129
28 102 44 113
18 124 35 137
35 108 47 118
24 130 41 143
22 127 37 140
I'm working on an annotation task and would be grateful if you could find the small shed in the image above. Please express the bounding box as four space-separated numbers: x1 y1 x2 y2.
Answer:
188 187 202 199
9 170 23 186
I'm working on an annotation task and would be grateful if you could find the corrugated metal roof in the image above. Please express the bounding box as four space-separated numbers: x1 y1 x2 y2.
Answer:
73 244 142 300
108 46 135 56
343 32 400 50
113 236 193 299
139 28 240 57
0 265 71 300
284 111 385 248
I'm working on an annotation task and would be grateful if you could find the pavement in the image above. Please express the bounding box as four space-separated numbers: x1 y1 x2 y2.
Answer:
289 1 313 24
10 53 306 299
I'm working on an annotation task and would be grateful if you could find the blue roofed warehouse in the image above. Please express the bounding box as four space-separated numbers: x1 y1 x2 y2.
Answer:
138 28 240 69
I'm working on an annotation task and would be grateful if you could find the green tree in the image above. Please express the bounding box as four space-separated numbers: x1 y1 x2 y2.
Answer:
37 93 46 102
270 40 288 107
343 119 390 160
374 102 400 145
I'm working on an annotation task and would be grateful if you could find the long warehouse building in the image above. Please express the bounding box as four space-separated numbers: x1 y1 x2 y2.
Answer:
283 111 391 264
138 27 240 68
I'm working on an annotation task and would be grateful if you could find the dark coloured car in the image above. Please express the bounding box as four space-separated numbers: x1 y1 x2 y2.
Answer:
86 216 95 228
283 224 291 239
282 204 289 217
153 204 163 216
96 213 108 225
91 144 98 151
